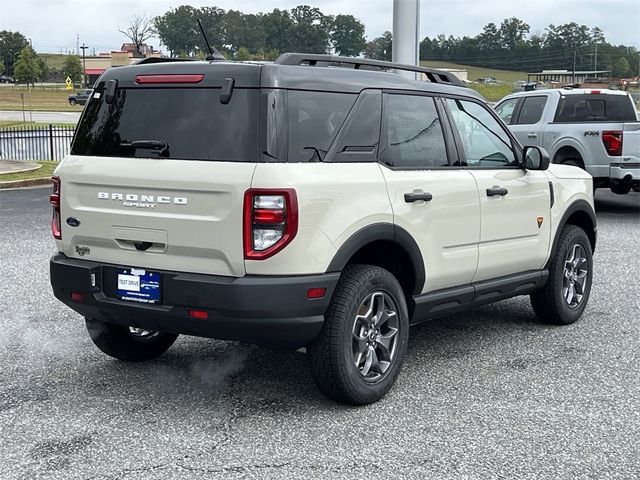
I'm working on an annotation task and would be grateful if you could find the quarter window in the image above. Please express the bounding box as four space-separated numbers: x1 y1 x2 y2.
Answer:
446 98 516 167
386 94 448 168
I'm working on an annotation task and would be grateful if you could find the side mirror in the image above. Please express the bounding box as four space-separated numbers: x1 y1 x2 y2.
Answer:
523 146 550 171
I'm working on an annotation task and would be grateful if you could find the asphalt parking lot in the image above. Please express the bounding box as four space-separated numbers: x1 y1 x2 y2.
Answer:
0 186 638 479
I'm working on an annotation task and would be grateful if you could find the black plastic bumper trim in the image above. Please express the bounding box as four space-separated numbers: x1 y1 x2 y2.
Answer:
50 254 338 349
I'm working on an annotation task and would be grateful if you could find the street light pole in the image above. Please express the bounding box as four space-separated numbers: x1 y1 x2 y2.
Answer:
80 43 89 87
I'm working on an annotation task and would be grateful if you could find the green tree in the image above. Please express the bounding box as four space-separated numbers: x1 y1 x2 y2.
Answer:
235 46 251 61
263 9 294 53
331 14 366 57
62 55 83 84
0 30 29 76
289 5 332 53
499 17 530 49
0 57 4 74
612 56 630 77
365 31 392 61
13 47 42 85
154 5 199 57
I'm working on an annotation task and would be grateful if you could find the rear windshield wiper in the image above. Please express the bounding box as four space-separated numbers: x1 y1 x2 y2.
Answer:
119 140 170 157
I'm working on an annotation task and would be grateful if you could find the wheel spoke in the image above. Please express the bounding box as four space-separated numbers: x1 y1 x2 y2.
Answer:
574 271 587 293
376 328 397 361
566 283 575 305
361 347 374 376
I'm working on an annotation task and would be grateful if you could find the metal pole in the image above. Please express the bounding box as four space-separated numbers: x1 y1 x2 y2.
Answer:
80 43 88 88
572 48 576 84
594 43 598 72
49 124 54 161
392 0 420 79
21 93 25 123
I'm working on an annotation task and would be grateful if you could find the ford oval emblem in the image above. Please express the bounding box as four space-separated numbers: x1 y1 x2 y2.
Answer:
66 217 81 227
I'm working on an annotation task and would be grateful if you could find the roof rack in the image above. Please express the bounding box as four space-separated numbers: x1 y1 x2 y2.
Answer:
274 53 466 87
134 57 195 65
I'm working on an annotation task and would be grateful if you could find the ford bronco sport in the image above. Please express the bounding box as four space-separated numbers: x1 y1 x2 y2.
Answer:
50 54 597 405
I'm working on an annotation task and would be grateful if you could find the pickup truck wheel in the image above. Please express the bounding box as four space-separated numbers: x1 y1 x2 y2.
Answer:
610 185 631 195
530 225 593 325
85 318 178 361
562 158 583 169
69 98 76 105
308 265 409 405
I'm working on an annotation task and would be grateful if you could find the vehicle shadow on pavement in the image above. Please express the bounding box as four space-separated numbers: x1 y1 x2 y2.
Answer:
594 191 640 215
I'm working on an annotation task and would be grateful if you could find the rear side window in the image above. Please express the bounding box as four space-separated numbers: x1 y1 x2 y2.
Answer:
287 91 356 162
554 94 637 122
386 94 448 168
516 96 547 124
72 87 259 161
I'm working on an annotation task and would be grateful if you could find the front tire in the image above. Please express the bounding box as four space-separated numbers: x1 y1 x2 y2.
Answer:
531 225 593 325
308 265 409 405
85 318 178 361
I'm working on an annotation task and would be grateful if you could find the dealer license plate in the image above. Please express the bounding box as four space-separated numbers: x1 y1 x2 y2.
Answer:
116 268 161 304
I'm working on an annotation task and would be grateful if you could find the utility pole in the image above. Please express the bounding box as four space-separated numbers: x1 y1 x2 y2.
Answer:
80 43 89 87
594 43 598 73
76 34 80 56
572 47 576 84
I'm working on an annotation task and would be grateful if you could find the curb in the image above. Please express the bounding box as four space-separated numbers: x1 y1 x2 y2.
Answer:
0 177 52 189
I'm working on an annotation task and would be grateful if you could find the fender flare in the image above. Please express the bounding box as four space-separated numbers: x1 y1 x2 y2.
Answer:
326 223 426 295
546 199 597 268
551 138 588 164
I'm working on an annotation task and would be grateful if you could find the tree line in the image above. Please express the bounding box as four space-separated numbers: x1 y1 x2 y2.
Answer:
2 11 638 84
413 18 638 78
153 5 366 59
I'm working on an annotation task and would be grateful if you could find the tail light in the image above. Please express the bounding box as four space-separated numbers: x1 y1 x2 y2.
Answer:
50 176 61 239
602 131 623 156
243 189 298 260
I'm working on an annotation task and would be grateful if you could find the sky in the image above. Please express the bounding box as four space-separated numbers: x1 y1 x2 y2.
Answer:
0 0 638 54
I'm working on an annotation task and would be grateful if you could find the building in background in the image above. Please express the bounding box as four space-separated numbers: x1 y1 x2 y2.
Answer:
83 44 161 86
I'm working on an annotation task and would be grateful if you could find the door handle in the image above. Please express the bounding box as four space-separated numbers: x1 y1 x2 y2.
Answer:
486 186 509 197
527 133 537 138
404 191 433 203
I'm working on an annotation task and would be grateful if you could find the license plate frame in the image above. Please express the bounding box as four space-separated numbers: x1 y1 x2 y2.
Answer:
116 268 161 304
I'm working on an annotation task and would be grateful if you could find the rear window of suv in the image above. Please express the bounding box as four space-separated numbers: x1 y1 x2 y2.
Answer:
554 94 637 123
72 87 259 161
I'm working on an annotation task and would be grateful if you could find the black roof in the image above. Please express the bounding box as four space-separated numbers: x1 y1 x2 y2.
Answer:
97 54 480 100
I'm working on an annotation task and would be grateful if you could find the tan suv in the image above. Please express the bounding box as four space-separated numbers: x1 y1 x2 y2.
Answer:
50 54 597 404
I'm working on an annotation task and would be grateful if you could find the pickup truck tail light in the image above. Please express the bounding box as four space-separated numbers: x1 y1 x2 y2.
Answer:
602 130 623 156
50 176 62 240
243 189 298 260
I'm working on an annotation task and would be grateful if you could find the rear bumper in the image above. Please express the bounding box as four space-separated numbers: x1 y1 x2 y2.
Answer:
609 163 640 186
50 254 338 349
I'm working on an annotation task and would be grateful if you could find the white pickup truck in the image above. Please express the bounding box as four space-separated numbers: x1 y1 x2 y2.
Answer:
495 88 640 194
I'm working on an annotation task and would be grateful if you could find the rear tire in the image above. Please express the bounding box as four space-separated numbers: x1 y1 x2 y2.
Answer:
85 318 178 361
562 158 583 169
610 185 631 195
69 98 77 106
531 225 593 325
308 265 409 405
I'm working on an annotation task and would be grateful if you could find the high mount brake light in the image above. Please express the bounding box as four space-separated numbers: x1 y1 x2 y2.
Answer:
243 189 298 260
134 74 204 84
50 176 61 240
602 131 623 156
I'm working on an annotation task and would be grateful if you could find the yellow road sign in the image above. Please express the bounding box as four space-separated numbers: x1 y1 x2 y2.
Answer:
65 76 73 91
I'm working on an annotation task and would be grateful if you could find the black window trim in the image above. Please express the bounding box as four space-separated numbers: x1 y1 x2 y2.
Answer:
440 94 524 171
552 92 637 124
377 89 458 171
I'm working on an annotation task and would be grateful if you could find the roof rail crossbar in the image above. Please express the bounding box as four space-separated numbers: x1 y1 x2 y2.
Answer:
134 57 195 65
274 53 466 87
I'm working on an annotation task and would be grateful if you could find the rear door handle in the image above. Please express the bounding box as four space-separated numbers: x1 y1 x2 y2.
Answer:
404 191 433 203
527 133 537 138
486 186 509 197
